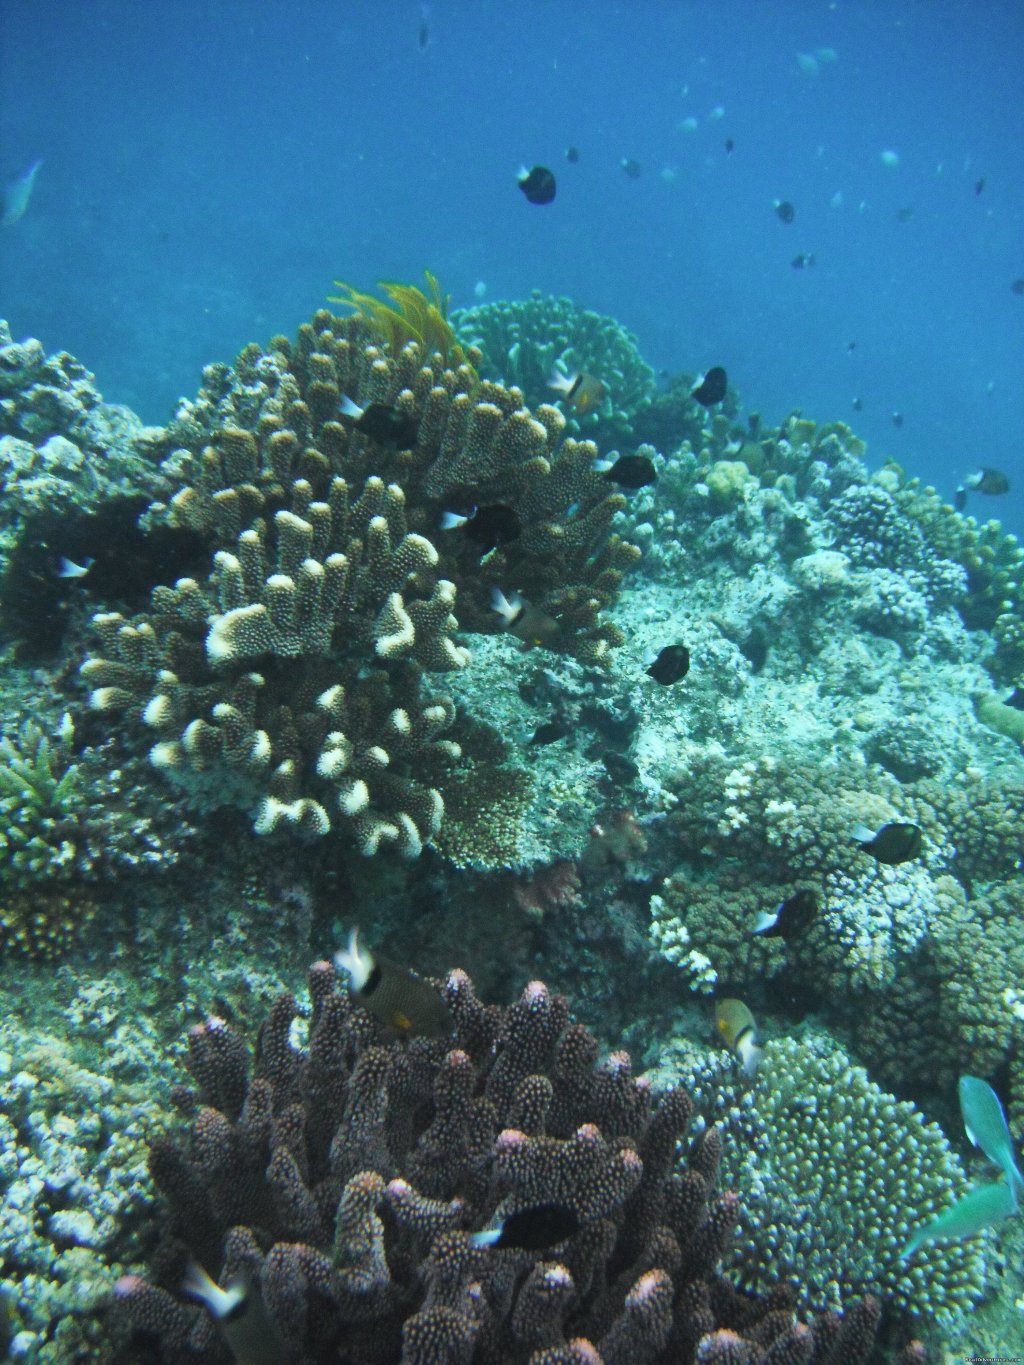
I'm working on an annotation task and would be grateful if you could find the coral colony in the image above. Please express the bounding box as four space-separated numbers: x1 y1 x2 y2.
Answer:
1 282 1023 1358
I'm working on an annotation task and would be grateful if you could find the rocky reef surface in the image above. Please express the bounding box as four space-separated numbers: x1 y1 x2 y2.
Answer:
0 303 1022 1360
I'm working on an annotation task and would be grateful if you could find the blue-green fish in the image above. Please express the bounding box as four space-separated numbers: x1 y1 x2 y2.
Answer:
1 159 42 227
901 1179 1016 1259
959 1075 1024 1194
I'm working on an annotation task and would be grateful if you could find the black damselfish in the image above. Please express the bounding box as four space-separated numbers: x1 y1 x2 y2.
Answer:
339 396 420 449
602 453 657 489
471 1202 582 1251
646 644 690 685
691 367 727 406
518 165 556 205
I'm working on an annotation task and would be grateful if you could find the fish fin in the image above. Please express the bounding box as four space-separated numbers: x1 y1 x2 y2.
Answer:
182 1262 245 1319
440 510 468 529
339 395 363 419
470 1226 502 1248
490 586 521 625
334 927 374 991
738 1038 763 1078
849 824 876 844
751 908 780 934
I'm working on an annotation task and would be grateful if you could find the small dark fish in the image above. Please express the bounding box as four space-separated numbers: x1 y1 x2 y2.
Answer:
1012 279 1024 296
852 821 923 866
340 395 420 448
896 206 915 223
646 644 690 686
602 751 639 784
847 340 857 352
442 504 521 554
529 719 571 746
518 165 556 205
417 7 430 50
600 453 657 489
891 411 904 429
975 177 986 195
565 145 580 163
752 889 818 940
740 625 769 673
774 199 796 223
851 396 863 411
691 366 727 406
1004 688 1024 711
472 1202 582 1251
965 467 1010 496
954 485 968 512
724 138 734 154
621 158 642 179
791 253 815 269
335 929 454 1039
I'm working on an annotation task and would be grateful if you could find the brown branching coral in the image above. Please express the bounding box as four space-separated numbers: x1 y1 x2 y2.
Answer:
113 964 902 1364
82 305 638 855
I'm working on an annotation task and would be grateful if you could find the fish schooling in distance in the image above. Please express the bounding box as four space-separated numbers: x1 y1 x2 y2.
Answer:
334 928 454 1040
851 820 922 865
339 395 421 449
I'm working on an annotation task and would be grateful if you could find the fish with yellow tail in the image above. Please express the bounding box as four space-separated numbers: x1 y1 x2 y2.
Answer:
181 1261 286 1365
334 928 454 1040
715 998 762 1078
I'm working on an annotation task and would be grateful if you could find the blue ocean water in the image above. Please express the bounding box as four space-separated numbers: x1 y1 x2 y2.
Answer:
2 0 1022 531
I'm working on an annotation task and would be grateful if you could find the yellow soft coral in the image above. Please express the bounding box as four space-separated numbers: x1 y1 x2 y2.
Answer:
329 271 471 371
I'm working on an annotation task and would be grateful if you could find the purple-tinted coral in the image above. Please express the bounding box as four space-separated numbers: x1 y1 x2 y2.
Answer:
114 964 915 1364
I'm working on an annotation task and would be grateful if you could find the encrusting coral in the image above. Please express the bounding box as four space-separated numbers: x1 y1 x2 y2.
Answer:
80 301 639 857
113 962 913 1364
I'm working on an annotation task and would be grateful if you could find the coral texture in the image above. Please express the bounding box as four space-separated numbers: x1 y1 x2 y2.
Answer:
114 966 896 1364
453 292 657 448
671 1035 987 1328
81 309 639 855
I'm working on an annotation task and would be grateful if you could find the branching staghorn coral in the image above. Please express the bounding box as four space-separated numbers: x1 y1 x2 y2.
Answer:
82 305 637 856
113 964 903 1364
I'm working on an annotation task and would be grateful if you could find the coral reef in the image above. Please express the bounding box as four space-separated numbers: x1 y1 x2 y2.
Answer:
661 1034 988 1328
114 965 899 1364
0 712 194 958
453 292 657 448
0 967 180 1360
0 320 168 537
80 307 639 857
